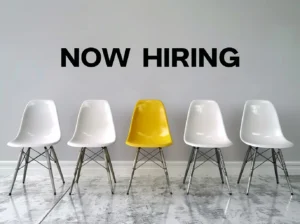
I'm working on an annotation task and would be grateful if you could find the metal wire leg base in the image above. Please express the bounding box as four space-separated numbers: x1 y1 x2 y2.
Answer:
104 147 114 194
272 148 279 184
9 148 25 196
45 147 56 195
277 149 293 195
185 147 232 195
187 147 198 195
238 146 294 195
22 148 30 184
9 146 63 196
50 146 65 184
69 147 116 195
127 147 172 195
159 148 172 194
183 148 194 184
217 149 232 195
106 148 117 184
237 146 251 184
127 148 140 195
216 148 224 184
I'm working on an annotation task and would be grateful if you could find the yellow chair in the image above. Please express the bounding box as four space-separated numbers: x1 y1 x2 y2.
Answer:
126 99 173 194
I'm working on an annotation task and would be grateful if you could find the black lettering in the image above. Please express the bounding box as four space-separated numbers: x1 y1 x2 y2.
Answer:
81 48 101 67
102 48 130 67
219 47 239 67
172 48 189 67
61 48 79 67
143 48 162 67
191 48 197 67
164 48 170 67
199 48 217 67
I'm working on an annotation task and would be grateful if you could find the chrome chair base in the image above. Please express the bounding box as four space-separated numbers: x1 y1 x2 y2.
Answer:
69 147 116 195
237 146 293 195
127 147 172 195
9 146 65 196
183 147 232 195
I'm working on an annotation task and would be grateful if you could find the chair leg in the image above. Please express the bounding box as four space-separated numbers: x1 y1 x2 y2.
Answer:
215 148 224 184
277 149 293 195
217 149 232 195
159 148 172 194
104 147 114 194
183 148 194 184
44 147 56 195
246 147 257 195
187 147 198 195
22 148 31 184
237 146 251 184
9 148 24 196
127 148 140 195
69 148 84 195
271 148 279 184
50 146 65 184
76 147 86 183
105 147 117 183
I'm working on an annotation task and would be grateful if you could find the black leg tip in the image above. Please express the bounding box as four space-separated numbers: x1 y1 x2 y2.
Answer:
291 193 294 195
170 192 173 195
112 192 114 195
63 181 65 184
187 193 189 195
54 192 56 195
69 193 72 195
246 193 249 196
237 182 240 184
222 182 224 184
8 193 11 196
126 192 129 195
229 193 232 195
23 182 25 184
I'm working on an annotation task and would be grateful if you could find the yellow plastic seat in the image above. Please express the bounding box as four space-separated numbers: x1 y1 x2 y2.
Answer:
126 99 173 148
126 99 173 195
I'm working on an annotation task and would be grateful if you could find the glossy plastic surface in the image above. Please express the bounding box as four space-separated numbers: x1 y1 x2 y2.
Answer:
68 100 116 148
126 99 172 148
184 100 232 148
7 100 61 148
240 100 293 149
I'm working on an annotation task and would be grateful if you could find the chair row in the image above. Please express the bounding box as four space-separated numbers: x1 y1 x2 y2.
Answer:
7 99 294 196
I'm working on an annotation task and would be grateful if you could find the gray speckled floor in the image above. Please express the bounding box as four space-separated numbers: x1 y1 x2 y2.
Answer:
0 171 300 223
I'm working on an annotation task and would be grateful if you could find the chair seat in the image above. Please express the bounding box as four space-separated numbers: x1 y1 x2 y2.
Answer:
240 100 293 150
126 100 173 149
68 100 116 148
68 136 115 148
184 136 232 148
7 137 59 148
126 139 172 148
241 136 293 149
7 100 61 148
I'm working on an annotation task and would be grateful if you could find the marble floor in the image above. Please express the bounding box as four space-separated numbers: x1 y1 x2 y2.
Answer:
0 168 300 224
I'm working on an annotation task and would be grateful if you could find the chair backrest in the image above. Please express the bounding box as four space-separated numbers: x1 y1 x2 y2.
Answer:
184 100 228 142
240 100 284 142
72 100 116 142
127 99 172 141
17 100 61 141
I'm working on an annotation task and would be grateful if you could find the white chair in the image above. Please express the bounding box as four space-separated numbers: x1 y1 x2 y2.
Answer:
238 100 294 195
68 100 116 195
7 100 64 195
183 100 232 195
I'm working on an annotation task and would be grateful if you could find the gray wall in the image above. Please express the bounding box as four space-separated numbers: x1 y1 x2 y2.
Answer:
0 1 299 161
